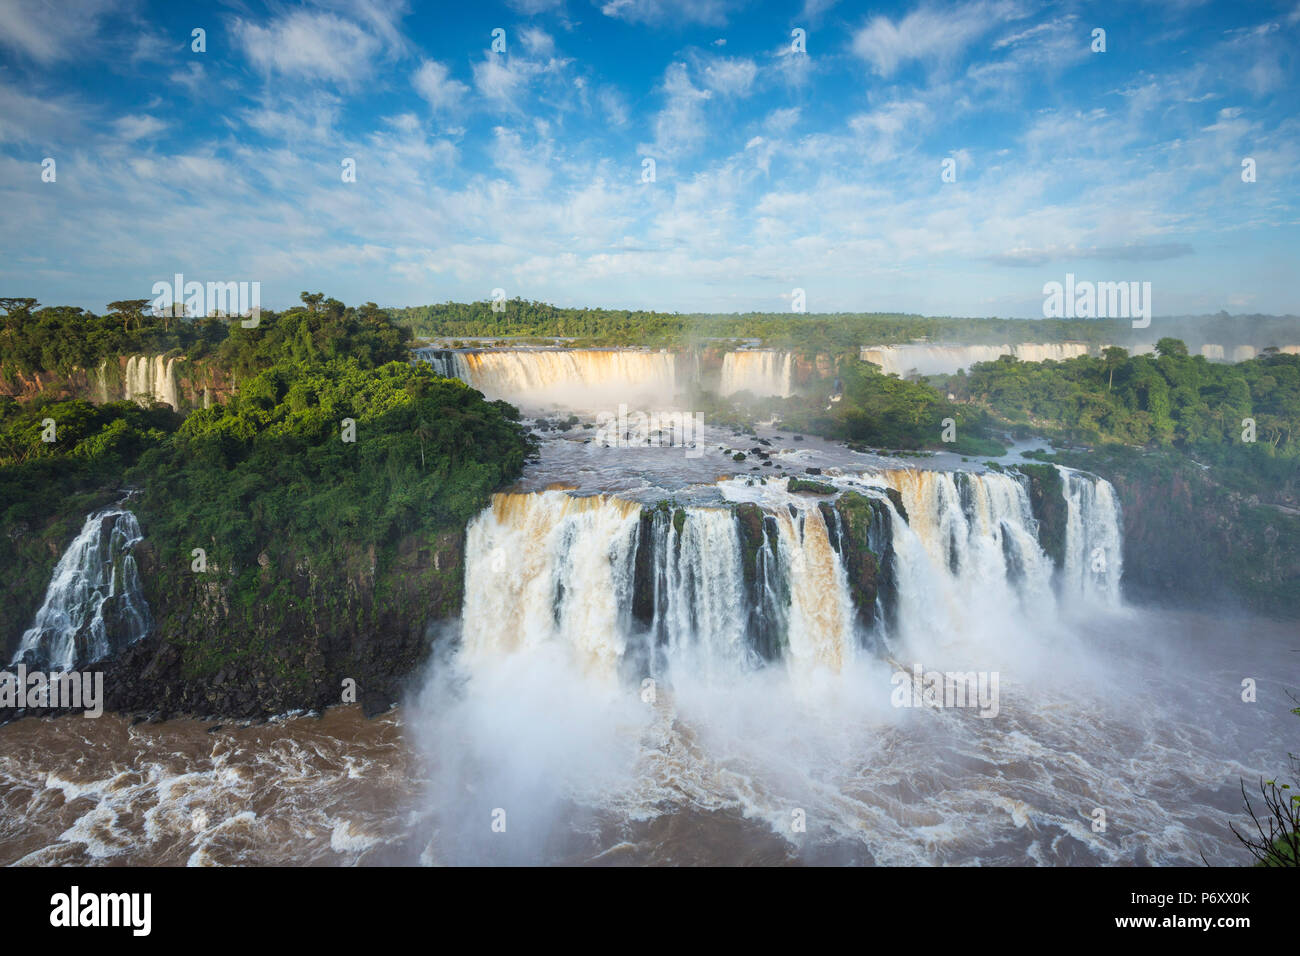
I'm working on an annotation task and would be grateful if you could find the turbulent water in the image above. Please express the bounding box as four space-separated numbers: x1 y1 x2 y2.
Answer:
12 509 151 671
1 376 1294 866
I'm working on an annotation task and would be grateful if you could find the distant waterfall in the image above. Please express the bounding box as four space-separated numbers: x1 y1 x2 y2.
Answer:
719 350 794 397
98 355 180 408
860 343 1089 376
454 468 1124 683
13 510 152 671
413 348 678 406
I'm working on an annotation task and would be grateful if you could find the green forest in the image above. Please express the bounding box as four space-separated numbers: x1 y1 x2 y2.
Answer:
0 297 535 652
389 298 1300 357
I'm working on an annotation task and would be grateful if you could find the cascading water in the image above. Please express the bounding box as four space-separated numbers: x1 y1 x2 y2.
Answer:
460 491 643 683
97 355 180 408
646 507 752 679
859 343 1090 377
413 348 678 406
770 505 857 676
1058 466 1123 606
718 351 794 398
453 468 1121 683
12 509 152 671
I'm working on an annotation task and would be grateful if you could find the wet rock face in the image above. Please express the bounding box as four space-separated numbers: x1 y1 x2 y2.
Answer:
1016 464 1067 568
99 529 465 720
831 493 882 630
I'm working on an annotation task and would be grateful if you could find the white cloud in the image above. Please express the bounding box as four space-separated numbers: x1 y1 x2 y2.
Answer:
0 0 123 63
698 56 757 96
520 28 556 57
168 62 208 96
599 0 740 28
645 63 713 156
233 11 386 86
113 115 167 141
413 60 469 112
851 2 1023 77
473 57 530 109
598 87 630 126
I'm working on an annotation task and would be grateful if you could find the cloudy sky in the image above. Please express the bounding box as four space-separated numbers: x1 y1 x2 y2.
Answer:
1 0 1297 317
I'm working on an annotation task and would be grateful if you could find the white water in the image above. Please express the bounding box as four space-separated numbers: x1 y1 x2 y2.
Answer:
1059 466 1124 606
719 350 794 398
413 348 679 408
98 355 180 408
647 507 752 680
860 343 1090 377
460 492 643 683
861 341 1300 376
409 465 1294 866
13 509 152 671
866 470 1061 665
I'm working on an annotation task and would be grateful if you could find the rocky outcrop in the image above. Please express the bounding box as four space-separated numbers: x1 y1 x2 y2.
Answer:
829 493 883 630
98 528 464 718
1016 464 1067 568
1103 465 1300 618
0 355 235 410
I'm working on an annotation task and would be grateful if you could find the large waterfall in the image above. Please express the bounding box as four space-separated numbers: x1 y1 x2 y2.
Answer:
718 350 794 398
413 348 679 407
12 509 152 671
455 468 1123 683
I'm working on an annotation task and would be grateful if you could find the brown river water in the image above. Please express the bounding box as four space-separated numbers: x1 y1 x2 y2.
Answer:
0 609 1293 867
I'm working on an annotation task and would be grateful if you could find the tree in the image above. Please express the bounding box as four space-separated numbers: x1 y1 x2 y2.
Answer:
1101 346 1127 391
1155 337 1189 358
300 292 325 313
107 299 150 333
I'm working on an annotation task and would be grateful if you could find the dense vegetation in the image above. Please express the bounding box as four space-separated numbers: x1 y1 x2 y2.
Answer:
948 337 1300 502
135 358 533 570
742 358 1006 455
391 299 1300 356
0 298 534 661
0 294 410 382
391 298 1132 353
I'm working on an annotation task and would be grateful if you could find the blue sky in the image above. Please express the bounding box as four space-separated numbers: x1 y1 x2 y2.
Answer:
1 0 1297 317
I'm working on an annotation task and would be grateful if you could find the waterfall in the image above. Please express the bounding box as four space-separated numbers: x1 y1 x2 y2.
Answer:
413 348 678 406
113 355 180 408
460 487 861 682
771 505 857 676
860 343 1089 376
1058 466 1123 606
461 492 642 683
12 509 152 671
648 507 751 678
454 468 1124 682
719 350 794 397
